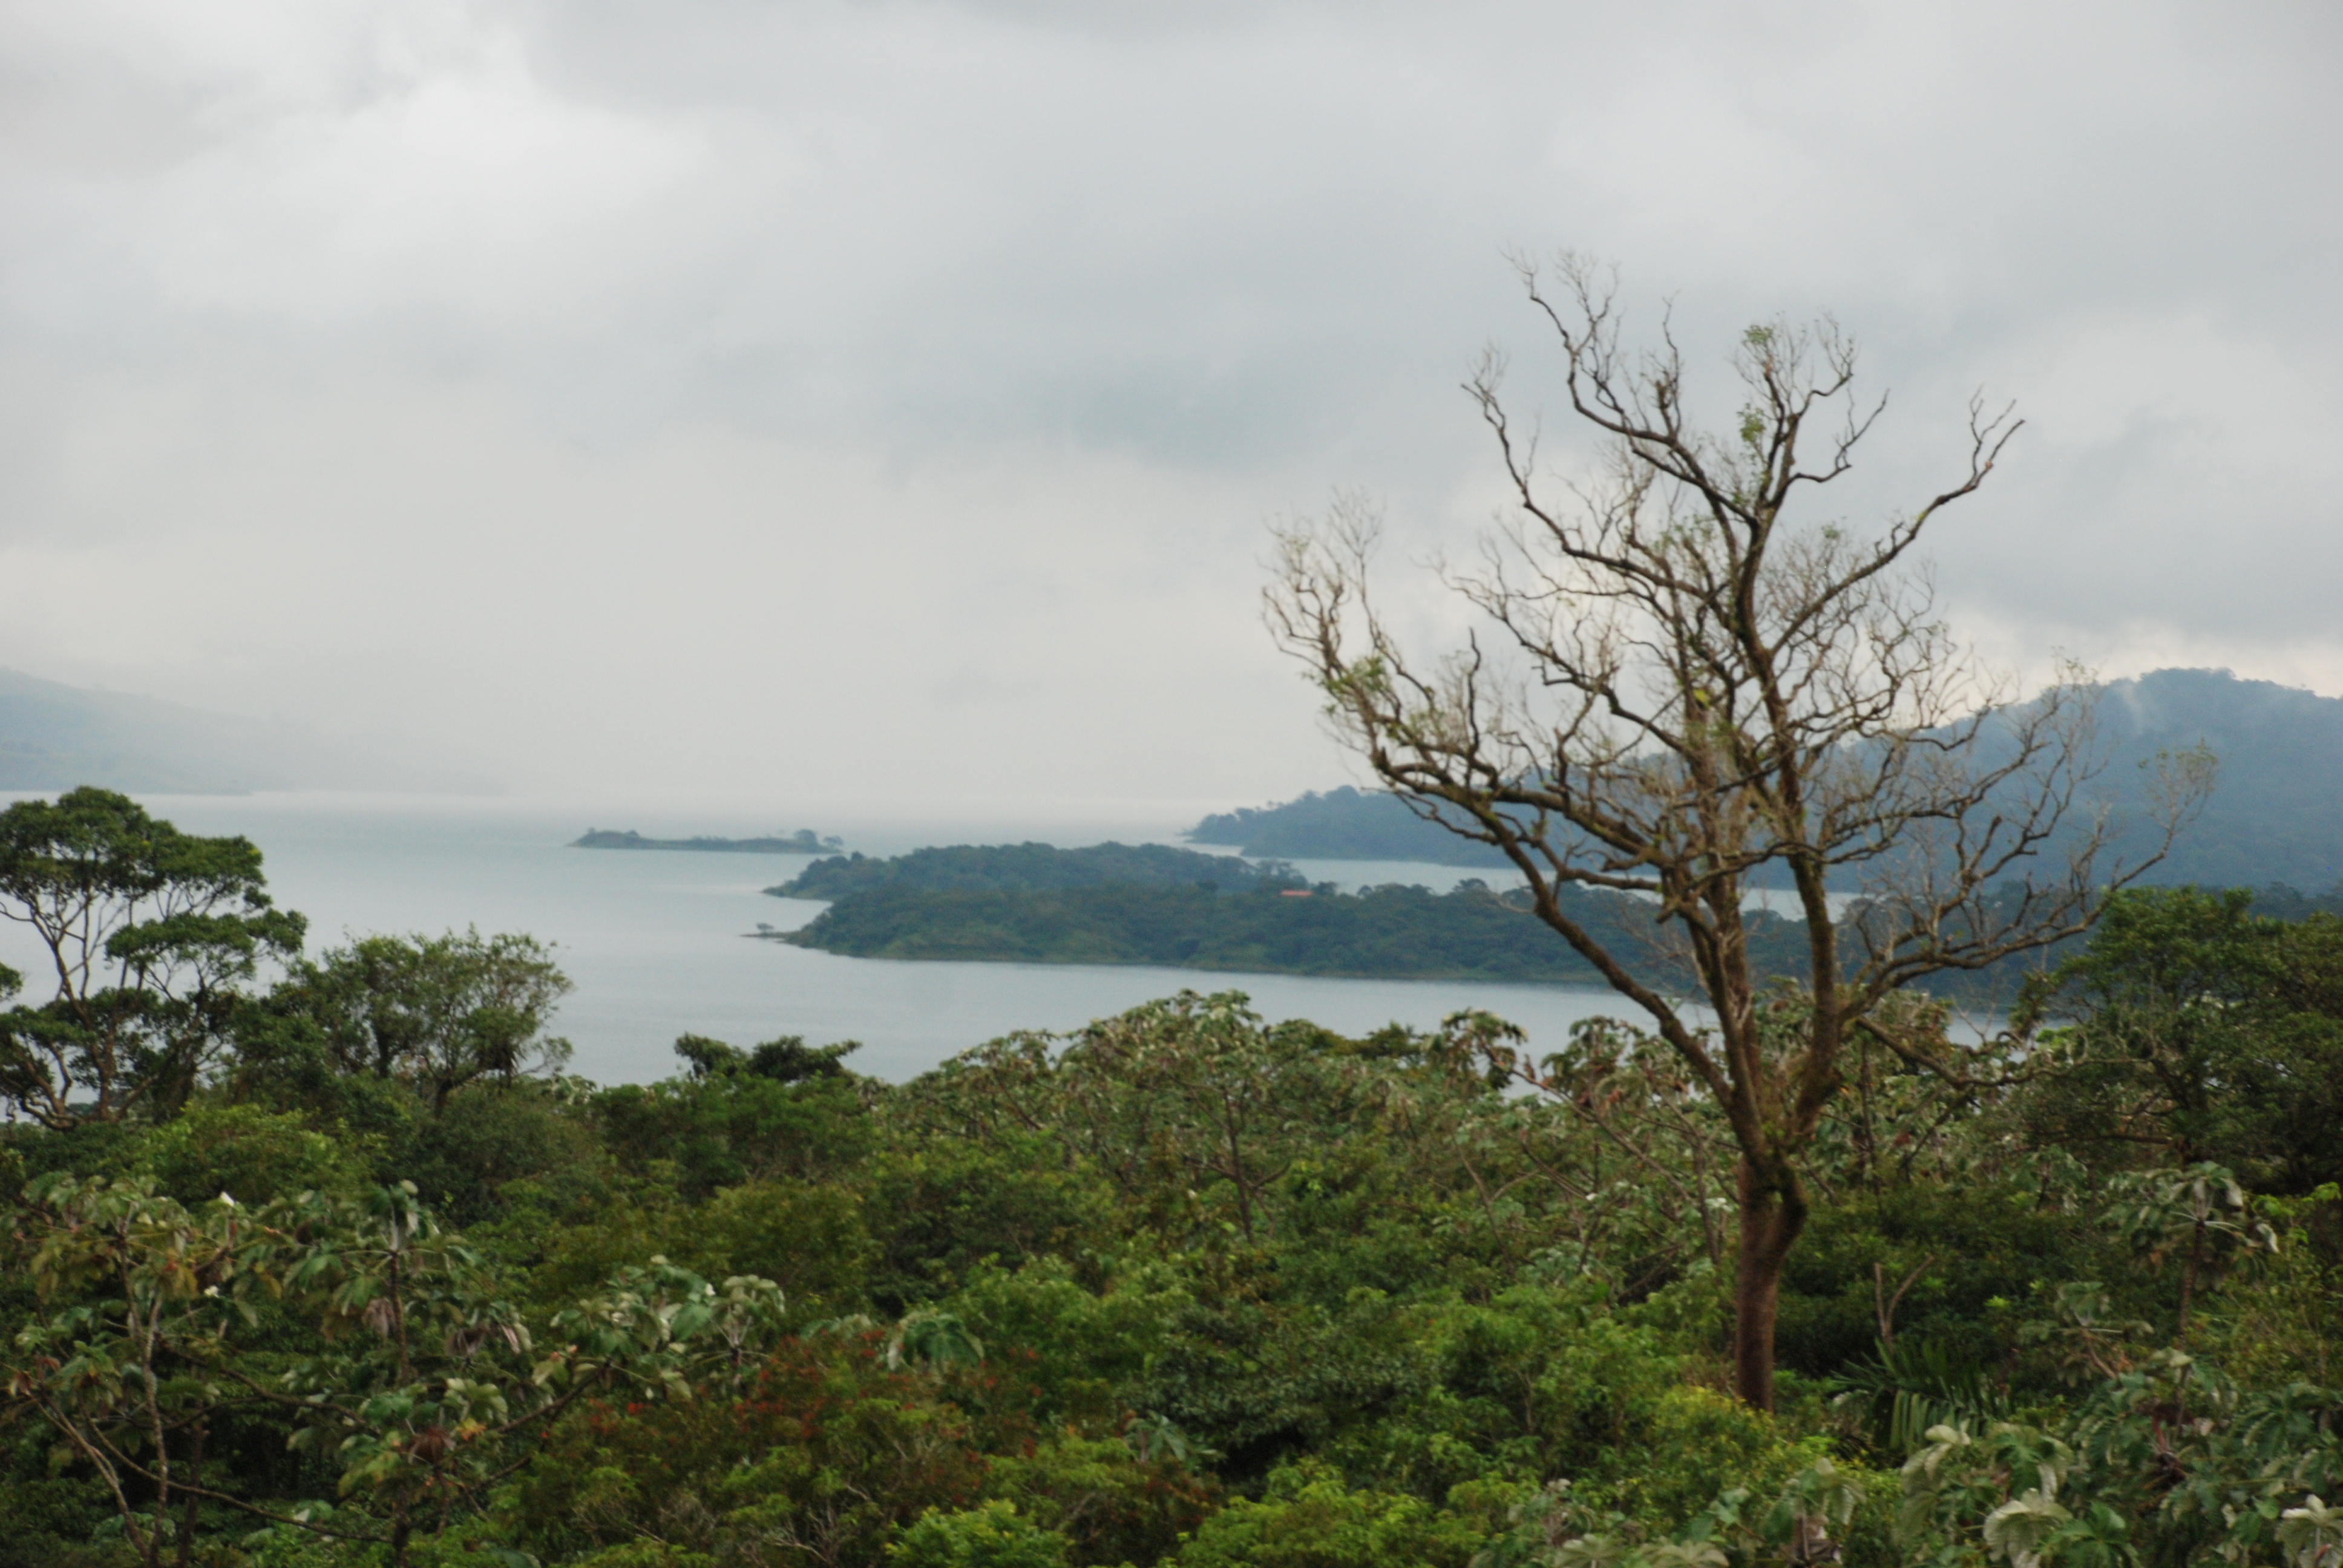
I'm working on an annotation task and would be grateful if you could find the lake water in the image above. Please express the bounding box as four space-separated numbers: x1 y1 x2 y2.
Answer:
0 791 1637 1085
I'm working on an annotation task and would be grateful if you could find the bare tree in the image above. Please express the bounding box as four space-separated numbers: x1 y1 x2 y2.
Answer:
1265 256 2210 1410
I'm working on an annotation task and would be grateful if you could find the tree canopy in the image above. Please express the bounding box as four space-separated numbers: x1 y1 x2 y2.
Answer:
0 787 305 1128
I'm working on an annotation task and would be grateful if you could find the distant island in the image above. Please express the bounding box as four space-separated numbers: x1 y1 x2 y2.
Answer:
765 840 1293 899
575 828 844 855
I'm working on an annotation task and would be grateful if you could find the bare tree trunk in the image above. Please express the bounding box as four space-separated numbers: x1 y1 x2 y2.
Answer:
1732 1158 1807 1410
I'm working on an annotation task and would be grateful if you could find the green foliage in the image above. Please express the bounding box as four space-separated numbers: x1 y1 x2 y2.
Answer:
673 1031 862 1084
131 1099 370 1207
983 1434 1216 1566
504 1335 1003 1568
5 809 2343 1568
4 1173 258 1568
945 1257 1186 1430
1172 1458 1487 1567
1345 1285 1687 1500
218 996 425 1149
2195 1187 2343 1387
594 1035 872 1201
2 1165 788 1567
860 1135 1117 1312
0 785 304 1127
398 1080 609 1226
888 1501 1070 1568
2025 887 2343 1192
1473 1455 1887 1568
673 1179 874 1319
269 929 574 1112
1777 1183 2092 1382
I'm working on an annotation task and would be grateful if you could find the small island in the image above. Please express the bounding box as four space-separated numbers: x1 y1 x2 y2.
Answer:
573 828 844 855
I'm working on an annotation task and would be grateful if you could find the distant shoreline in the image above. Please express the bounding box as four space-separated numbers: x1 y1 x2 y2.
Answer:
573 828 844 855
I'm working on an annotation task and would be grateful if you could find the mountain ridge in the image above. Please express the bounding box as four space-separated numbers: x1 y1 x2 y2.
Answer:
0 666 492 794
1190 668 2343 891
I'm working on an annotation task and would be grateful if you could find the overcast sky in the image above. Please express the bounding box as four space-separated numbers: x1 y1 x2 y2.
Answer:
1 0 2336 811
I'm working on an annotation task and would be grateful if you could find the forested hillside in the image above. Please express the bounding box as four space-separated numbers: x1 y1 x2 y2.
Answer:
2087 668 2343 886
1193 669 2343 889
4 789 2341 1568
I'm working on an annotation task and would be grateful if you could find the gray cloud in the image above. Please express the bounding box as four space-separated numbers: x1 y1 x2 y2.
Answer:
0 0 2336 804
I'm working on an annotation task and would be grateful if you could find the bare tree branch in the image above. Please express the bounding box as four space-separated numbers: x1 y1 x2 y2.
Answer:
1263 261 2211 1411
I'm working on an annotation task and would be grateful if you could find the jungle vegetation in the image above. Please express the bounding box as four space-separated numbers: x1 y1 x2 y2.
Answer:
1 787 2340 1568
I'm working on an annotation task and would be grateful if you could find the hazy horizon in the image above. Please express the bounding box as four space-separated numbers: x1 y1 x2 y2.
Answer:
4 1 2337 806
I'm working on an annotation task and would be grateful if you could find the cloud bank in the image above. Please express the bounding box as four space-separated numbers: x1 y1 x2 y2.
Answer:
1 0 2335 806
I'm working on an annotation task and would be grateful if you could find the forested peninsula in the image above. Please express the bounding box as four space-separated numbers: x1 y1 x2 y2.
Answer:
764 842 1714 985
576 828 844 854
4 788 2342 1568
780 876 1808 988
773 844 2343 1001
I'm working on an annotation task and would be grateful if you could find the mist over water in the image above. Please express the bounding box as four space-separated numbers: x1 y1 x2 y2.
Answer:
0 791 1633 1084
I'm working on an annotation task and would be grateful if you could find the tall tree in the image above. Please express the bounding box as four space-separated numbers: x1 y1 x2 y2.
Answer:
0 786 304 1127
1265 257 2209 1410
274 929 574 1111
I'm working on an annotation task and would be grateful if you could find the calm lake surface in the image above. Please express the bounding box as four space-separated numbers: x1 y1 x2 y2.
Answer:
0 791 1633 1085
